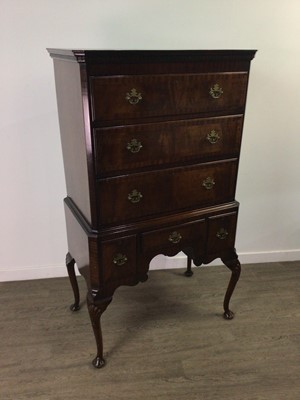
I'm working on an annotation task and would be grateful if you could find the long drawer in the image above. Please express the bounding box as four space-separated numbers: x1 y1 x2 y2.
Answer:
97 160 238 225
90 73 248 122
94 115 243 176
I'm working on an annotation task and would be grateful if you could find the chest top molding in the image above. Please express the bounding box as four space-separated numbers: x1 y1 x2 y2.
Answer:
47 49 257 64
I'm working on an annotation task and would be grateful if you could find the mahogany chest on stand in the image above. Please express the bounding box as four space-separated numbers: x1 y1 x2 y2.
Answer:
48 49 256 368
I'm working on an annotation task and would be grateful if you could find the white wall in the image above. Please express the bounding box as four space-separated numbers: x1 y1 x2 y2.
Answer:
1 0 300 281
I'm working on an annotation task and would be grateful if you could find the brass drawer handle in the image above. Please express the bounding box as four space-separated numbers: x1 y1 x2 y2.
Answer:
125 88 142 105
113 253 128 266
128 189 143 203
126 138 143 153
168 231 182 244
209 84 223 99
216 228 229 240
207 130 220 144
202 177 215 190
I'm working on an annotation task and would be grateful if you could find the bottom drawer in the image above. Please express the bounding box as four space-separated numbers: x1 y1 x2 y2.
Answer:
142 219 206 255
207 212 238 255
98 160 237 225
100 235 137 283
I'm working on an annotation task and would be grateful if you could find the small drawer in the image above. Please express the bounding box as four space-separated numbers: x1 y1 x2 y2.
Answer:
142 219 206 255
100 235 137 283
94 115 243 176
97 160 238 225
206 212 238 255
90 73 248 122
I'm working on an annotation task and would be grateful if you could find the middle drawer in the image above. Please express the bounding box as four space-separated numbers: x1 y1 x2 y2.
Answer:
97 160 238 225
94 115 243 176
142 219 206 256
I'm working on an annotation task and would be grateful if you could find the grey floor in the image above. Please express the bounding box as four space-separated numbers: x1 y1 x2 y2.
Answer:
1 261 300 400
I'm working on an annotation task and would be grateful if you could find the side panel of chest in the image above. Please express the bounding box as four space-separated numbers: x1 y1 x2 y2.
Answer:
53 60 92 223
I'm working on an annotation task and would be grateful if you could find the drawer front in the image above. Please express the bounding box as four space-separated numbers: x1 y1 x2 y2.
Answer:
142 219 206 255
91 73 248 122
100 235 137 283
98 160 238 225
207 212 238 255
94 116 243 175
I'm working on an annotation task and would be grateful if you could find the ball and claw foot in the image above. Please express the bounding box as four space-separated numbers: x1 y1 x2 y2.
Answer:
223 309 235 320
93 356 106 369
185 256 193 277
70 303 80 312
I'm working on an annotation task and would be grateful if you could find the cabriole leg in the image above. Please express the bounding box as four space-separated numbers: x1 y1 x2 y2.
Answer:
221 251 241 320
87 294 112 368
66 252 80 311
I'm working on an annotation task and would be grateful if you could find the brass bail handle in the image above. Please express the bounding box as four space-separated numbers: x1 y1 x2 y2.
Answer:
128 189 143 203
125 88 142 105
168 231 182 244
126 138 143 153
216 228 229 240
202 177 215 190
113 253 128 266
209 84 223 99
206 130 220 144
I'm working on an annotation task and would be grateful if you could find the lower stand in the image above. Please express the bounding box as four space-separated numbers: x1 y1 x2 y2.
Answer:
65 249 241 368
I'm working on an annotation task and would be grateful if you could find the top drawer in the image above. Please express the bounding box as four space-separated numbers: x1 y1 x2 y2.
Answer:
90 73 248 123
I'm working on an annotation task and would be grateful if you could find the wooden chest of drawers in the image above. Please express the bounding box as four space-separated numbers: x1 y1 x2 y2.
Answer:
48 49 256 368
